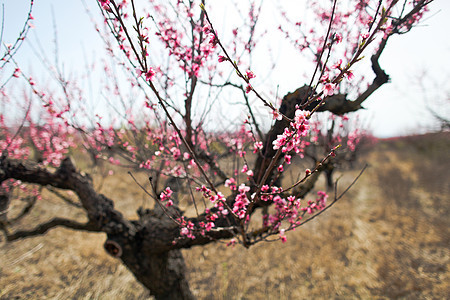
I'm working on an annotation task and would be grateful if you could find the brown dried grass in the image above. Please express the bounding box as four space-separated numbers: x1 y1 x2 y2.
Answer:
1 133 449 299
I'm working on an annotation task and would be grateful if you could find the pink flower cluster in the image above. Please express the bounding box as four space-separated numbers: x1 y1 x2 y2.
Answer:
258 189 329 235
241 164 253 177
273 109 310 153
156 21 217 78
347 129 361 152
270 194 302 228
98 0 110 9
178 217 196 239
0 135 30 160
176 185 231 240
1 179 42 202
160 187 174 207
301 191 328 214
232 184 251 219
195 185 227 216
137 67 156 81
253 141 263 153
27 121 76 166
224 177 237 191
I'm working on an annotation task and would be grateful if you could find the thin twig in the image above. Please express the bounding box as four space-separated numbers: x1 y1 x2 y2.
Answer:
296 164 368 227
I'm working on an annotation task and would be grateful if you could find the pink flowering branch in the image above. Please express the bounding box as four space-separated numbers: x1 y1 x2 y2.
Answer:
302 0 339 105
321 0 431 114
294 164 367 228
0 0 35 69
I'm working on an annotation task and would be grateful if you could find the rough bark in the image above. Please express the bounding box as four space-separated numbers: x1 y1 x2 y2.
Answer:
120 246 194 300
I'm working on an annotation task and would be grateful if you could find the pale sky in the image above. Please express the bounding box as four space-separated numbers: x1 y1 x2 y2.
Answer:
2 0 449 137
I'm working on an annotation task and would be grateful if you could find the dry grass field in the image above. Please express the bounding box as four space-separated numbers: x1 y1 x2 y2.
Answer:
1 132 449 299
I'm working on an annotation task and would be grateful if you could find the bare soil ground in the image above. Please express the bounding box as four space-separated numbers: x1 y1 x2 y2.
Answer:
1 132 449 299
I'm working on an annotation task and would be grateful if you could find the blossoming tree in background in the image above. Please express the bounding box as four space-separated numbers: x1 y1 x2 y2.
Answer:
0 0 432 298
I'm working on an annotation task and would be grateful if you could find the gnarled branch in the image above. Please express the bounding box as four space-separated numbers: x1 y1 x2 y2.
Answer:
6 217 99 241
0 156 134 236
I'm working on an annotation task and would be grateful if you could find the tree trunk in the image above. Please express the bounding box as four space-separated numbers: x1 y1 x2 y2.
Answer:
0 191 10 227
104 207 195 299
114 239 194 300
325 168 334 191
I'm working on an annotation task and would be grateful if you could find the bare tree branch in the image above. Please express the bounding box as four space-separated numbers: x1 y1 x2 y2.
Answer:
6 217 99 241
46 186 82 208
7 194 38 224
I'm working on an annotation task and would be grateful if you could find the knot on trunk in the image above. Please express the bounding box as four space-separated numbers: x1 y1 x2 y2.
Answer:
104 239 123 258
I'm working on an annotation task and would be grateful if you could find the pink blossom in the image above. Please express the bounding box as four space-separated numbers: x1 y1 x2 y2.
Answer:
332 59 342 70
196 185 212 198
218 55 228 62
203 25 211 34
279 229 287 243
145 67 155 81
347 129 361 152
237 209 246 219
99 0 110 8
284 154 291 164
320 73 329 83
246 70 255 80
272 109 282 121
170 146 181 159
210 192 225 203
335 33 342 44
253 141 263 153
208 31 218 46
346 70 354 81
225 178 237 190
238 184 250 193
180 227 189 236
160 187 173 202
108 157 120 165
205 222 215 231
245 84 252 94
226 239 236 247
323 83 336 97
272 134 286 150
12 68 21 78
